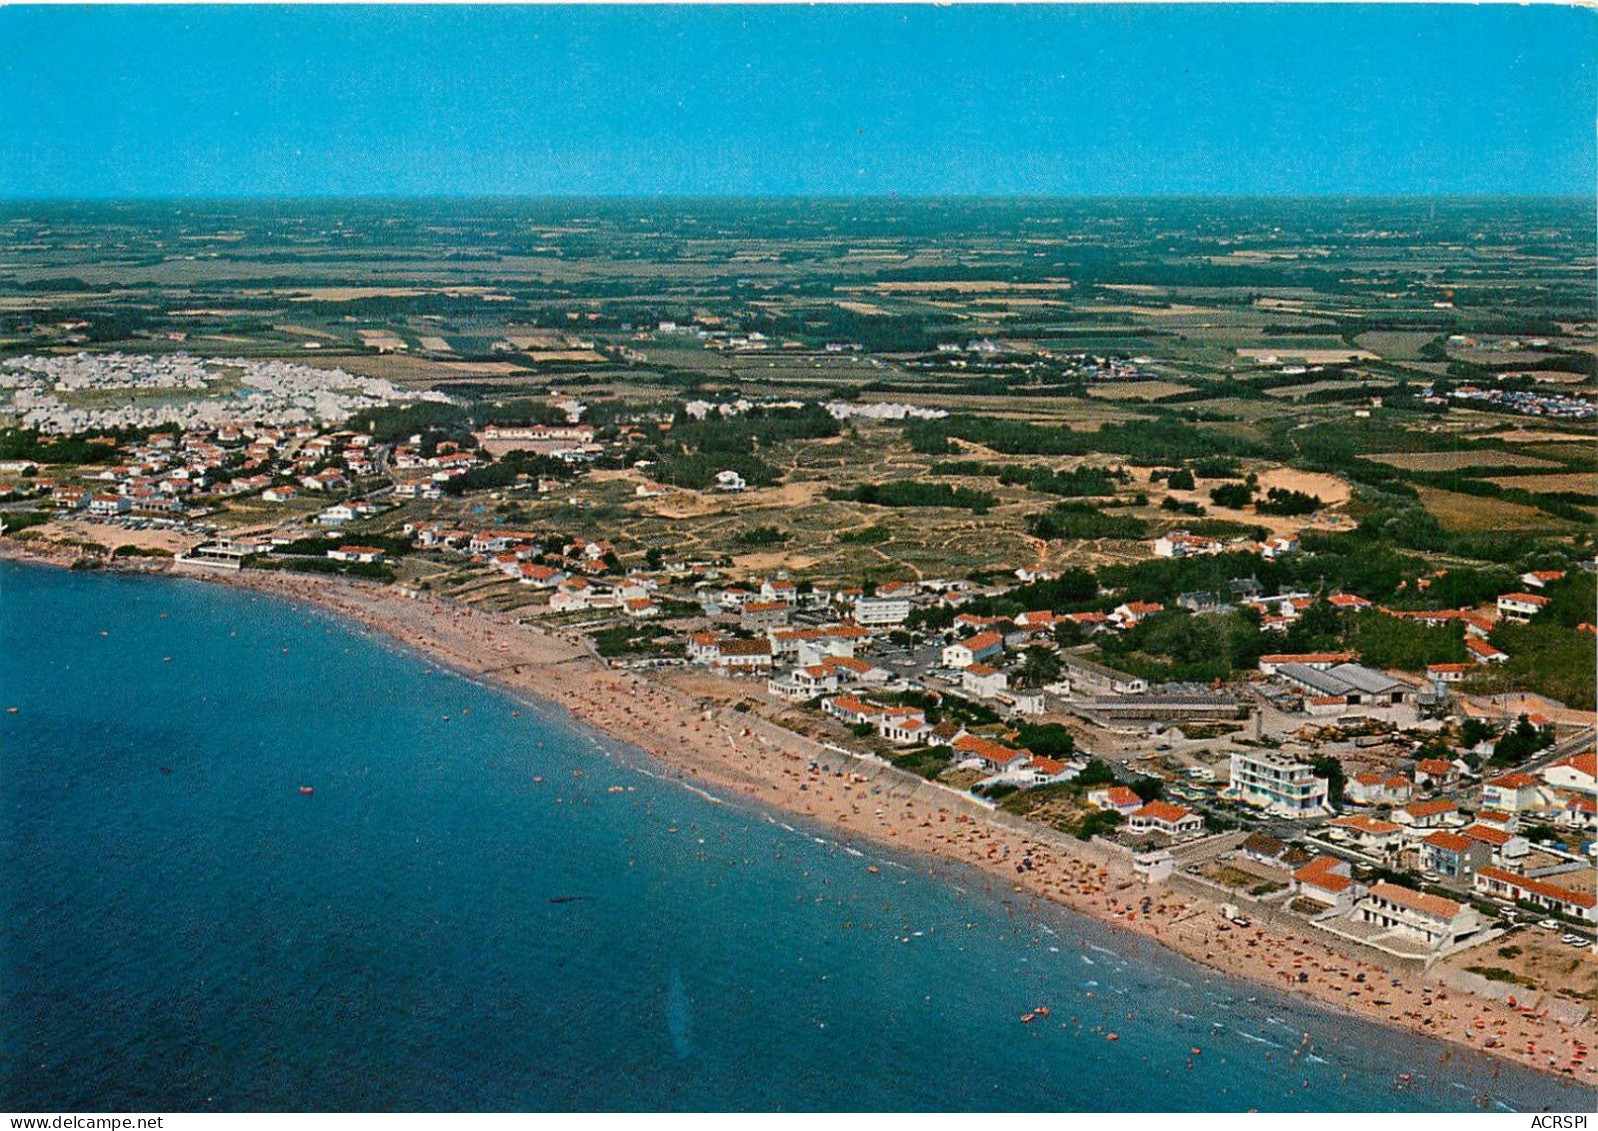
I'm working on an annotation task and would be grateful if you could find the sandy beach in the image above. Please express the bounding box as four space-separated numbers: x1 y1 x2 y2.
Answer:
6 543 1595 1092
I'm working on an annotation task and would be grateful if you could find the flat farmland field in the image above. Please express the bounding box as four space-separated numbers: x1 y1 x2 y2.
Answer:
1368 449 1559 472
1486 472 1595 494
1414 485 1560 531
1354 330 1436 360
1086 380 1194 400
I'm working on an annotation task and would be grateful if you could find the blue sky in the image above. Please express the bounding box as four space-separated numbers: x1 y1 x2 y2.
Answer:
0 5 1592 198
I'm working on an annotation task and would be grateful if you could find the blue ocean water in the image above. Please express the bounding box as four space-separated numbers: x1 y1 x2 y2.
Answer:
1 561 1590 1113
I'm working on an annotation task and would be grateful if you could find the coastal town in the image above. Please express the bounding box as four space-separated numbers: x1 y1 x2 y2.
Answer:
2 194 1594 1101
4 374 1594 1080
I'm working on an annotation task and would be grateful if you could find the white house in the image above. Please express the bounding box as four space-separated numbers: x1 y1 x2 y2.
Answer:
1496 592 1550 621
1088 785 1145 815
1292 855 1362 911
942 631 1004 670
961 663 1009 698
317 504 357 526
1127 801 1203 839
714 469 747 492
952 734 1030 773
1474 867 1597 924
852 596 911 626
1542 752 1596 794
1482 773 1544 814
1356 883 1488 951
1344 773 1413 807
1327 814 1404 853
1425 662 1472 684
767 665 841 702
1392 799 1460 828
326 545 385 564
88 493 132 517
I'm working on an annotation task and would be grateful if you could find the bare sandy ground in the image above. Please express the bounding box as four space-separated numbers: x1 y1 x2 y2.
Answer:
6 539 1595 1088
34 520 192 555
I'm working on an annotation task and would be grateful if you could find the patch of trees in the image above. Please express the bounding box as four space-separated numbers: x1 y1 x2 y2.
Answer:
836 524 892 545
443 451 572 495
654 452 779 491
826 481 996 513
1311 756 1346 807
1074 759 1117 788
1003 465 1129 498
1094 609 1265 682
1490 715 1556 767
273 534 412 558
346 402 473 444
892 745 955 780
1077 810 1125 841
248 556 395 582
1028 502 1146 541
0 429 121 465
1014 646 1063 689
1255 487 1322 516
1014 722 1076 758
1208 482 1255 509
668 402 839 456
736 525 788 547
1343 612 1467 670
1478 622 1597 709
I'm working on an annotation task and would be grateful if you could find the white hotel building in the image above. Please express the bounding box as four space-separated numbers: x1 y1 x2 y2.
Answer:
1228 749 1331 815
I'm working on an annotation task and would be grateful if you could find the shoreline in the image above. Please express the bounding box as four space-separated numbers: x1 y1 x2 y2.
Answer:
5 542 1596 1096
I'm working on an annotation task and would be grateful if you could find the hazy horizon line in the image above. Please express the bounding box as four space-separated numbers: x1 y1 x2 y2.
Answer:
3 191 1592 206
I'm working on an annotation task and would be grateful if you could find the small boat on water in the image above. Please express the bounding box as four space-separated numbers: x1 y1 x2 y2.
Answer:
298 786 314 795
1021 1013 1036 1024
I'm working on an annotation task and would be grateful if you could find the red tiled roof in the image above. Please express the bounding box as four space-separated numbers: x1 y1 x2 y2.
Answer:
1294 855 1352 893
953 735 1029 765
1401 799 1458 818
1460 823 1514 847
1096 785 1142 809
1553 752 1596 778
1477 867 1597 910
1330 815 1402 836
1369 882 1462 921
1423 831 1473 853
1486 772 1540 789
1131 801 1195 825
